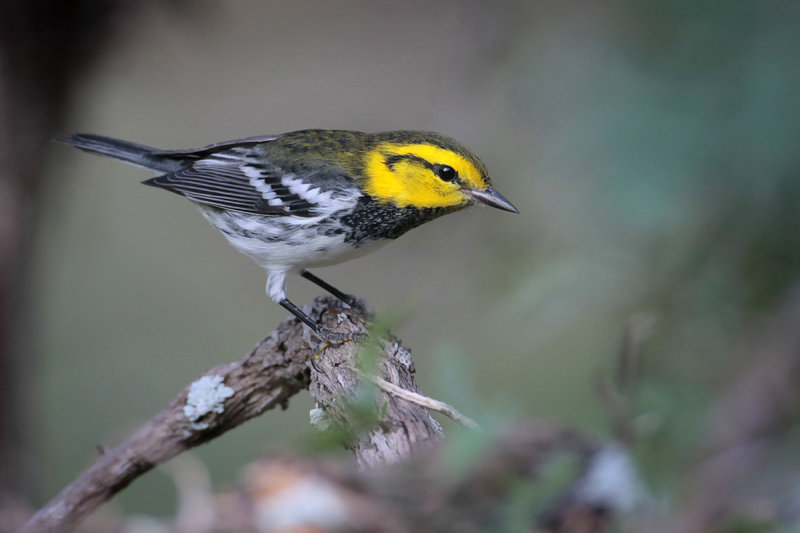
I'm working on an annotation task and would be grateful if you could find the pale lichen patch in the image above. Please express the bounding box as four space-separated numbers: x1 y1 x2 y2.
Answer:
183 375 235 430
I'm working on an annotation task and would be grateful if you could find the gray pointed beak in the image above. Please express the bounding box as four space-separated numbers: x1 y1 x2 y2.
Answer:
465 186 519 213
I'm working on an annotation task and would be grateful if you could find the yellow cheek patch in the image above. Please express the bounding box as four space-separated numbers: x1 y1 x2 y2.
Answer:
363 143 487 209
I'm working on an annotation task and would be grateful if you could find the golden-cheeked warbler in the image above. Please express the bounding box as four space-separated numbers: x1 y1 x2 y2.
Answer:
60 130 518 341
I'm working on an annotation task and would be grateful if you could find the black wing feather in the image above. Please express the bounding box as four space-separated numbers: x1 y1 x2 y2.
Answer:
144 148 319 217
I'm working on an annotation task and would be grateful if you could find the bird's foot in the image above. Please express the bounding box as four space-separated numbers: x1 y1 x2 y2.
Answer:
314 327 367 344
310 328 367 371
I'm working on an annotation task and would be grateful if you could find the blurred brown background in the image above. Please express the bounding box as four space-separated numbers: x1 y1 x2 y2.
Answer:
3 0 800 526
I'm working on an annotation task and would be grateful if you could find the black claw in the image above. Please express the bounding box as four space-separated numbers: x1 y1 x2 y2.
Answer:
279 297 365 344
315 327 367 343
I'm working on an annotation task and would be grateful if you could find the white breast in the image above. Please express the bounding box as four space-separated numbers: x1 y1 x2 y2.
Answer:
196 205 380 273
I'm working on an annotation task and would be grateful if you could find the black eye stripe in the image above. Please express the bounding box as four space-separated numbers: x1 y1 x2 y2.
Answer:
383 154 461 183
384 153 431 170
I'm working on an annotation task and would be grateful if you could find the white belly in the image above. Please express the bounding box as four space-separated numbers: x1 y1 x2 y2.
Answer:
197 205 384 272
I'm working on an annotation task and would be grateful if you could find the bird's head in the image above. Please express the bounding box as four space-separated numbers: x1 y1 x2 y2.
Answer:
362 132 518 213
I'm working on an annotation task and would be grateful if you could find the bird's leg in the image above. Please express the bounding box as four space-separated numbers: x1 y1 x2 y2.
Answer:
300 269 360 308
279 297 361 343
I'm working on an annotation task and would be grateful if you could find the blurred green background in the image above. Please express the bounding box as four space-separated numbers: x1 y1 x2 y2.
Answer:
23 0 800 522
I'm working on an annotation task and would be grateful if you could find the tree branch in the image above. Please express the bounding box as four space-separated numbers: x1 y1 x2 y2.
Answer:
24 296 442 532
308 324 445 469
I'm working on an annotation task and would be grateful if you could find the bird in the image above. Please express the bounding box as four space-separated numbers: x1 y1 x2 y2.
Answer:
59 129 519 341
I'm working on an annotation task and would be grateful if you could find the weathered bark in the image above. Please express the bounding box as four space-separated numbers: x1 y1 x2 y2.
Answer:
23 296 449 532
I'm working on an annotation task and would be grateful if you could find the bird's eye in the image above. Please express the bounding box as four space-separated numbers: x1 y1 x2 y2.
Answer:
435 165 458 182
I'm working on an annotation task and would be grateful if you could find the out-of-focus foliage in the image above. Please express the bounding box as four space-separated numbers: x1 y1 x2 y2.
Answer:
28 0 800 527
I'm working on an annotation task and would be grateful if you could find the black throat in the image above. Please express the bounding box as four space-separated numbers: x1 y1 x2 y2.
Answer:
340 195 463 247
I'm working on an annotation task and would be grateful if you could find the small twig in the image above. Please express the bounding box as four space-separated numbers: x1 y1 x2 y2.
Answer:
348 365 481 431
617 312 658 394
596 312 658 445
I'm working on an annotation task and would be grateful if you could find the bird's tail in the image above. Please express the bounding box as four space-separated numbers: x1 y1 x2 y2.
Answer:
56 134 186 173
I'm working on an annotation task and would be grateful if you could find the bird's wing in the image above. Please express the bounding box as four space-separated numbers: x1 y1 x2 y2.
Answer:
153 135 279 158
144 144 355 217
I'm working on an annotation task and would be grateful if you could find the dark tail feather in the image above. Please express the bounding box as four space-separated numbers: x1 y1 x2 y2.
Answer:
56 134 186 173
